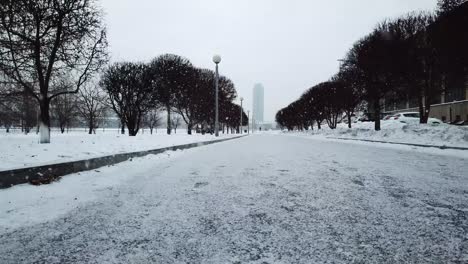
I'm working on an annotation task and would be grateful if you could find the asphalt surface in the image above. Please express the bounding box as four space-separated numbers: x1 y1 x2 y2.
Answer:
1 134 467 263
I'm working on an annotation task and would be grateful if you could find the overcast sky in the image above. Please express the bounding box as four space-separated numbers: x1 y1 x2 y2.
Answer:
100 0 438 122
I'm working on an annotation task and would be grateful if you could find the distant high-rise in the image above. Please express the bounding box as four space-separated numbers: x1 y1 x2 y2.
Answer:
253 83 264 123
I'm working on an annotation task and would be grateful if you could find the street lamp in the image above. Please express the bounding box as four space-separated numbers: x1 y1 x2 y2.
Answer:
240 97 244 134
213 55 221 137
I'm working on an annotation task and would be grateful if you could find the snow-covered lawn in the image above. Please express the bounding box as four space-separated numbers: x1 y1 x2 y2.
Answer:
0 150 186 230
0 135 466 263
296 121 468 148
0 129 239 171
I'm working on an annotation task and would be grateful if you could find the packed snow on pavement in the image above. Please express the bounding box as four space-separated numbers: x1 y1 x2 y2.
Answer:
0 129 239 171
0 134 467 263
293 121 468 148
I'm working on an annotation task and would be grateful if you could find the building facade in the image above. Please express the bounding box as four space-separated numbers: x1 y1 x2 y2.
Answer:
253 83 265 123
383 82 468 123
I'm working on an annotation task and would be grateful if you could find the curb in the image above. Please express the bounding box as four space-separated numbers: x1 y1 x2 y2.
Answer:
326 137 468 151
0 135 247 189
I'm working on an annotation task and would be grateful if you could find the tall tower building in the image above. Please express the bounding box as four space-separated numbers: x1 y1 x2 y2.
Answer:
253 83 264 123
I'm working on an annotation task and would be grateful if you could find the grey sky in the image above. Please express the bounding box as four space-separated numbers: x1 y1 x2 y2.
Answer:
100 0 438 122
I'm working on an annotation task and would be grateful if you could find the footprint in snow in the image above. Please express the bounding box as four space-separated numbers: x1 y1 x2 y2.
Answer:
194 182 209 188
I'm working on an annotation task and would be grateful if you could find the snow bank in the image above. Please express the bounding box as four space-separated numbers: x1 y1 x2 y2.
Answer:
0 151 185 230
0 130 239 171
290 121 468 148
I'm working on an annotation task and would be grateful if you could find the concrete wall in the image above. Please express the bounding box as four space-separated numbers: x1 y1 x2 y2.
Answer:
391 100 468 122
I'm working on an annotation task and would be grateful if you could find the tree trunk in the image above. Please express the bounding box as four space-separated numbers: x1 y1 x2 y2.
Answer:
374 100 381 131
39 98 51 144
328 114 338 129
166 104 171 135
126 117 136 136
187 123 192 135
120 118 125 134
418 91 426 124
347 113 352 129
327 118 335 129
128 127 137 136
150 127 154 134
87 116 93 135
317 120 321 130
421 91 430 124
135 114 141 136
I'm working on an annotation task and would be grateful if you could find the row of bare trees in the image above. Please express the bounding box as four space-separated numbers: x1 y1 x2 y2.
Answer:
0 0 247 142
0 85 109 135
277 0 468 131
100 54 248 137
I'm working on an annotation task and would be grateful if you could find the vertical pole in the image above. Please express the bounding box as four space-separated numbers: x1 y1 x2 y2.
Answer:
215 63 219 137
240 99 243 134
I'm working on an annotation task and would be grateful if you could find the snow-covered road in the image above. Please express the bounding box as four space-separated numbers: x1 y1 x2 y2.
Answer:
1 134 467 263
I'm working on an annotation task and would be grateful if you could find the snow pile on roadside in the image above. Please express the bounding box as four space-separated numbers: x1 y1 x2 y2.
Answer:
299 121 468 148
0 150 185 230
0 131 239 171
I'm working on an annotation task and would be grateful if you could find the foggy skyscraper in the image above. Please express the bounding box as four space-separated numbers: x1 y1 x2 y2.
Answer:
253 83 264 123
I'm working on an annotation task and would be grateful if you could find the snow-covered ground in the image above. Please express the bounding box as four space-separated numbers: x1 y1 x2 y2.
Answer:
0 134 467 263
295 121 468 148
0 129 239 170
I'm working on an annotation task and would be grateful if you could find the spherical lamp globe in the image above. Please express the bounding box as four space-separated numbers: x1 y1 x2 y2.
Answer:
212 55 221 64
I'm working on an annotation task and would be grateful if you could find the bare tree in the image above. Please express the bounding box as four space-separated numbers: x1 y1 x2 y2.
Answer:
0 83 36 133
389 13 439 124
19 91 37 134
144 109 161 135
0 96 19 132
0 0 108 143
335 69 363 128
101 62 157 136
171 115 182 134
77 85 107 134
51 93 77 134
148 54 193 135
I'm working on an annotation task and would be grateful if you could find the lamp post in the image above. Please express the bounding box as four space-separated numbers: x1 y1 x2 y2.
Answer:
240 97 244 134
213 55 221 137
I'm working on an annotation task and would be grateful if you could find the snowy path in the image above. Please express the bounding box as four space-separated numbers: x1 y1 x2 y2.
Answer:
1 134 467 263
